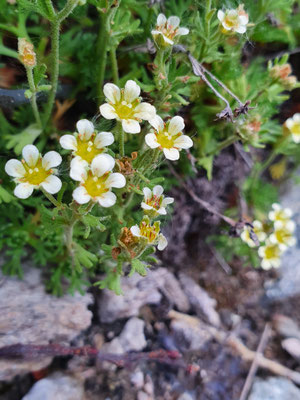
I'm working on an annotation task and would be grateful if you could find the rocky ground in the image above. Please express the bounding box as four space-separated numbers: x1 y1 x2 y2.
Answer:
0 160 300 400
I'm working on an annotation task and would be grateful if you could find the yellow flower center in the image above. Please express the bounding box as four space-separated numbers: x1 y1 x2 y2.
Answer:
75 136 103 163
139 220 160 243
83 171 109 198
275 229 292 244
156 130 180 149
274 210 290 222
159 25 178 40
146 194 162 210
114 97 139 120
224 14 239 29
21 158 51 186
265 244 280 260
289 121 300 137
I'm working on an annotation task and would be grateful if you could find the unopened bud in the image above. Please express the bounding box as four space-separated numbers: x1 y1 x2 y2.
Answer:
18 38 36 67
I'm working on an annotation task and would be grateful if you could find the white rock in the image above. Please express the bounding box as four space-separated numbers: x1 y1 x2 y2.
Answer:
118 317 147 352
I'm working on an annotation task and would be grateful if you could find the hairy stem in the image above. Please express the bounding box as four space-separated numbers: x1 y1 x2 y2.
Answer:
26 67 42 128
110 46 119 85
40 187 60 207
118 122 125 157
96 12 109 104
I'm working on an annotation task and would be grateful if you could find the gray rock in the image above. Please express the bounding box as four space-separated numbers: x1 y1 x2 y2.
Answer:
118 317 147 352
178 273 220 326
0 265 93 381
266 181 300 300
248 377 300 400
281 338 300 361
22 373 84 400
170 317 212 350
98 268 189 323
130 369 144 389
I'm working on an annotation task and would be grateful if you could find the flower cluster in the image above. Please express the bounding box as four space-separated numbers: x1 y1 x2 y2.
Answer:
217 5 249 34
5 144 62 199
100 80 156 134
270 63 297 90
151 13 189 47
285 113 300 144
241 203 296 270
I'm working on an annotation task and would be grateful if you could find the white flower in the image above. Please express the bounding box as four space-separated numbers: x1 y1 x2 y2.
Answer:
151 13 189 46
285 113 300 143
269 220 296 251
99 80 156 134
145 115 193 161
71 153 126 207
217 5 249 34
141 185 174 216
60 119 114 170
241 221 267 247
268 203 293 229
5 144 62 199
258 240 282 270
130 217 168 251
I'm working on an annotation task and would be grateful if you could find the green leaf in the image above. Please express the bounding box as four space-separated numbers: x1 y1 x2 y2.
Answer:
0 186 14 204
74 242 97 271
198 156 213 180
6 124 42 155
129 258 148 277
34 63 47 86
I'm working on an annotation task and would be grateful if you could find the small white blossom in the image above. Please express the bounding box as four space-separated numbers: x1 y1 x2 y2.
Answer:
99 80 156 134
5 144 62 199
130 217 168 250
151 13 189 46
285 113 300 143
268 203 293 229
60 119 114 171
258 240 283 270
71 154 126 207
269 220 296 251
217 5 249 34
145 115 193 161
141 185 174 216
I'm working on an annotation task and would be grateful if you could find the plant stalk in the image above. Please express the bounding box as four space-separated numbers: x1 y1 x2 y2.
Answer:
26 67 42 128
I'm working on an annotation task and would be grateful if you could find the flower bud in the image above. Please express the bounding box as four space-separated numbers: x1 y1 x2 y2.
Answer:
18 38 36 68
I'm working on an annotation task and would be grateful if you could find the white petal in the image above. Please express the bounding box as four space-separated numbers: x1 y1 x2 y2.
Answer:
134 103 156 121
261 260 272 270
60 134 77 150
174 135 193 149
145 133 159 148
5 159 25 178
258 247 266 257
286 119 294 129
153 185 163 196
162 197 174 206
76 119 94 140
73 186 91 204
235 25 246 34
176 27 189 36
103 83 121 104
149 115 164 131
285 220 296 232
105 172 126 188
167 16 180 29
130 225 141 237
122 119 141 134
100 103 118 120
98 191 116 207
157 207 167 215
42 151 62 170
70 159 88 181
272 203 281 210
293 114 300 122
163 147 180 161
91 154 115 177
228 10 238 17
271 259 281 268
22 144 39 167
14 183 34 199
41 175 62 194
292 134 300 143
253 220 262 229
157 13 166 26
94 131 114 148
152 29 162 37
157 234 168 250
124 80 140 103
143 187 152 200
222 23 232 31
217 10 225 22
168 116 185 135
141 202 153 210
238 15 248 25
162 35 174 45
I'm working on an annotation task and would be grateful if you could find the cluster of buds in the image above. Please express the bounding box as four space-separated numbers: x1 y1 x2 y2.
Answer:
241 203 296 270
237 115 262 145
270 63 297 90
18 38 36 68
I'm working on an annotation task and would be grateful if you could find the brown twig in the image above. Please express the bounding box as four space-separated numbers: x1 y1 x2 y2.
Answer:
168 310 300 385
239 323 271 400
167 161 236 227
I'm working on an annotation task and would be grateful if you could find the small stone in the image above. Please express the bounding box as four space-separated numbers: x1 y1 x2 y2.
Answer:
248 377 300 400
137 391 151 400
21 373 84 400
99 338 124 371
282 338 300 360
178 393 195 400
178 273 220 326
119 317 147 352
131 369 144 389
93 333 105 350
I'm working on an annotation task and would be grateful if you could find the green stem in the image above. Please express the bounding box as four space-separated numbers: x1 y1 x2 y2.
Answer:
41 187 60 207
57 0 78 22
118 122 125 157
110 46 119 85
26 67 42 128
43 19 60 128
44 0 56 20
96 12 109 104
207 135 237 156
